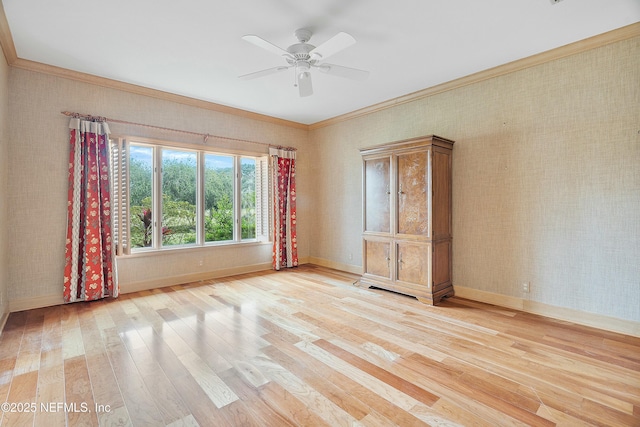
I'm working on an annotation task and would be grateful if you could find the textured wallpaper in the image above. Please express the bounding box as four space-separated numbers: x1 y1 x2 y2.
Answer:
0 45 9 317
7 70 310 301
309 36 640 322
5 35 639 326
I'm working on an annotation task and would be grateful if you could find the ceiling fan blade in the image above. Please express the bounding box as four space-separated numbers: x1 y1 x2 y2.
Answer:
297 71 313 97
309 32 356 60
241 35 292 58
316 63 370 81
239 66 290 80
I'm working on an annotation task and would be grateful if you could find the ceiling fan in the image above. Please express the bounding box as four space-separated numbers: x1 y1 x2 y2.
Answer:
239 28 370 97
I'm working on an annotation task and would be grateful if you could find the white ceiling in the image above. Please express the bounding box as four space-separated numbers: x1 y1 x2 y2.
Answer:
3 0 639 125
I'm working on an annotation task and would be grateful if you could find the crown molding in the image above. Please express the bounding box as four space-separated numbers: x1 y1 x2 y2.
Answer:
10 58 309 130
1 0 637 131
309 22 640 130
0 0 17 65
0 1 307 130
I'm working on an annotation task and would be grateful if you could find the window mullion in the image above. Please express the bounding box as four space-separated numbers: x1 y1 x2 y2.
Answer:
234 156 241 242
154 146 162 249
197 151 205 245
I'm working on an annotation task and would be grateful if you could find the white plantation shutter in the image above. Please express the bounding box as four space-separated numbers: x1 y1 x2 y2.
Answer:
255 156 271 241
109 138 130 255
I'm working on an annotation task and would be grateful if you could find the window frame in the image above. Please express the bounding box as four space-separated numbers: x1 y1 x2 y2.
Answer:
110 135 271 256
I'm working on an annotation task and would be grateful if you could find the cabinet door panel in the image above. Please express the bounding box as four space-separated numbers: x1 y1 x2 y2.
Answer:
396 242 429 285
433 240 451 287
364 157 390 233
397 151 428 236
364 240 391 279
432 149 452 239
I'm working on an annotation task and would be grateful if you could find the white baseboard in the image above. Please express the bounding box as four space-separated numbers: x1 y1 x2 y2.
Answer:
6 261 638 338
10 294 64 313
120 262 274 294
7 262 274 312
307 257 362 275
454 285 640 338
307 258 640 337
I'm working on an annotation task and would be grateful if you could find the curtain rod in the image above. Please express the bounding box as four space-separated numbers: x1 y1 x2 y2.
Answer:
61 111 296 151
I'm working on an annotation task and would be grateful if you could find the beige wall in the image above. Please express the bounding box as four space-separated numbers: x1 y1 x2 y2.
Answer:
0 43 9 323
309 36 640 324
3 33 638 332
7 69 310 306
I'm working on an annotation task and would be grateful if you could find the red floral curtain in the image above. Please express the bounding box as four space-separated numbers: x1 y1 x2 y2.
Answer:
63 118 118 302
270 147 298 270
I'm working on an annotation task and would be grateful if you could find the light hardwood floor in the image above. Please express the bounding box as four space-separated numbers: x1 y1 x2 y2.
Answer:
0 265 638 426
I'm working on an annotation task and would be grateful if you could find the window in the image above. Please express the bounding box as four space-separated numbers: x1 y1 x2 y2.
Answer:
110 137 270 254
204 154 234 242
162 149 197 246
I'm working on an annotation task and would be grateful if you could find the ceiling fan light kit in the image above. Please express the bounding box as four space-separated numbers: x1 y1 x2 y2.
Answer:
240 28 370 97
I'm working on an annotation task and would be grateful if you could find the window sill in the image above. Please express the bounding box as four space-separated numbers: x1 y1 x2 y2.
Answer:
116 240 272 259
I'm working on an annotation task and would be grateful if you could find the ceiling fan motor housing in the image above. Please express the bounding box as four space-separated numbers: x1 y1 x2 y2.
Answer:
287 43 315 58
286 42 318 69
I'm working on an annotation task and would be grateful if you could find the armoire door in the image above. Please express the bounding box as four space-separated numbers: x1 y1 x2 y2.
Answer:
364 157 391 233
396 241 429 286
363 239 391 280
396 151 429 236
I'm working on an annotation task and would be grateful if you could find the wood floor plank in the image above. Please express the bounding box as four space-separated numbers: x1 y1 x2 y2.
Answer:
1 371 37 426
178 351 239 409
294 340 433 426
218 367 296 427
424 398 495 427
132 319 231 426
0 357 16 409
0 264 638 426
261 334 374 421
0 313 26 363
61 305 85 361
63 355 99 427
250 352 361 426
11 311 44 376
296 339 428 414
0 352 20 426
314 338 440 407
121 330 192 424
257 381 332 427
155 307 234 372
405 353 555 427
330 335 539 426
101 327 165 426
34 311 65 427
84 352 131 427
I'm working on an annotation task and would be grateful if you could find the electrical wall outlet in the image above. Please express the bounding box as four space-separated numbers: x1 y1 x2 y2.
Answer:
522 282 530 293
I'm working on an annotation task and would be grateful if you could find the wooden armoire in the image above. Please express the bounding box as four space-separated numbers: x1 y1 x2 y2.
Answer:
360 135 454 305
